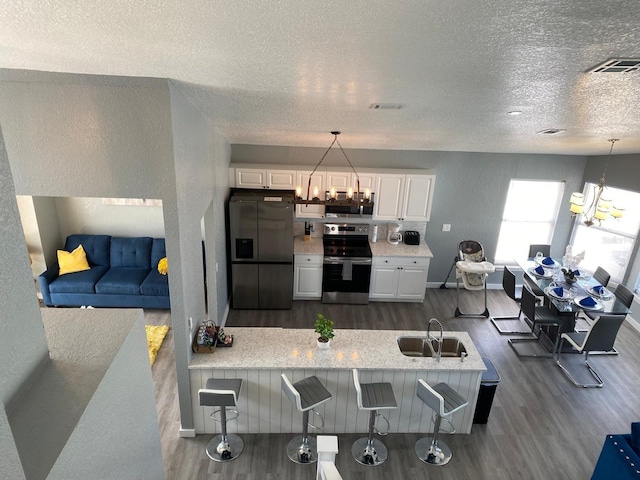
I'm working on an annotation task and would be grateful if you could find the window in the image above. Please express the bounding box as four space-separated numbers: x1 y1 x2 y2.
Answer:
570 183 640 284
495 180 565 265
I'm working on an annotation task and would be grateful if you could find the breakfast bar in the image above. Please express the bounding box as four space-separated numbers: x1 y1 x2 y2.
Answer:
189 328 486 436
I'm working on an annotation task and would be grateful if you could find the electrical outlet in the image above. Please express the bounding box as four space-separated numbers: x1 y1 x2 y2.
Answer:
442 224 451 232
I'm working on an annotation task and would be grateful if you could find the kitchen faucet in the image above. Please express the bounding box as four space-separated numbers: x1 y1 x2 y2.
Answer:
427 318 444 362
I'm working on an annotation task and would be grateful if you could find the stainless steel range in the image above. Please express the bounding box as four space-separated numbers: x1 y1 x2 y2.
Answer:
322 223 372 304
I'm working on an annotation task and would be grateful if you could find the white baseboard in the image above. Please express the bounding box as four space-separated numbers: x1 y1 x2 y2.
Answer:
179 427 196 438
427 282 502 290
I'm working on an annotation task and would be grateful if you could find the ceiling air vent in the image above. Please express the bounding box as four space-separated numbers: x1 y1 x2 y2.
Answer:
369 103 403 110
537 128 566 136
588 58 640 73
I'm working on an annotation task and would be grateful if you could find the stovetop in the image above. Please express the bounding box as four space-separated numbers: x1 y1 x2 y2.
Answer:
323 224 372 258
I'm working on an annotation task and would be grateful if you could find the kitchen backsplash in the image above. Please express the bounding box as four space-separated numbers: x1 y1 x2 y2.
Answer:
293 219 427 240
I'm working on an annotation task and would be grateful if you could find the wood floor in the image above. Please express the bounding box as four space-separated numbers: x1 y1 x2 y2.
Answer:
146 287 640 479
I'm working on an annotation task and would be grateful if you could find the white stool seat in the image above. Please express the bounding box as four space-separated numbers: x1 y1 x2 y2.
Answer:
415 379 468 466
351 369 397 467
198 378 244 463
281 374 332 465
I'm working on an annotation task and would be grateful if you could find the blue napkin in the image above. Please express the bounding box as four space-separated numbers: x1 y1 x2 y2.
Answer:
593 285 605 295
579 297 597 307
542 257 554 266
573 269 581 277
553 287 564 297
534 265 545 275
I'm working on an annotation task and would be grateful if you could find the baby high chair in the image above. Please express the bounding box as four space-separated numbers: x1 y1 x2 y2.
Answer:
442 240 495 317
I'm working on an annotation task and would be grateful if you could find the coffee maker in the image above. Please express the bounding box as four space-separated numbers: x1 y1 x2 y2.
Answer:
387 223 403 245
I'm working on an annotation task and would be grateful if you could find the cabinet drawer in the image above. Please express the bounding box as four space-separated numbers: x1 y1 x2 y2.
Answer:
373 256 430 267
295 254 323 266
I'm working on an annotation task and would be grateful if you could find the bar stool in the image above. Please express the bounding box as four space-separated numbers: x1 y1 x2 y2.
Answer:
281 373 333 464
351 369 397 466
415 379 468 466
198 378 243 462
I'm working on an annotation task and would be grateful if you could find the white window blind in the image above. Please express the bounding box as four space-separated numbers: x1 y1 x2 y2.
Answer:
495 180 565 265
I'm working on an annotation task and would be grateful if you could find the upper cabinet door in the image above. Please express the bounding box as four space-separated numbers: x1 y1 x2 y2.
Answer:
295 170 326 218
326 171 352 192
373 174 405 220
236 168 267 188
402 174 435 221
266 170 296 189
352 172 377 193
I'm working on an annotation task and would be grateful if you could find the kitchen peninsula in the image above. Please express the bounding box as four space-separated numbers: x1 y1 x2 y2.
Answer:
189 328 485 436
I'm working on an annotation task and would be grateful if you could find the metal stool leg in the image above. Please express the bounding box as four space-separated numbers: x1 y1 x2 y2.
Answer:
415 413 452 466
351 410 389 466
287 409 318 464
206 406 244 462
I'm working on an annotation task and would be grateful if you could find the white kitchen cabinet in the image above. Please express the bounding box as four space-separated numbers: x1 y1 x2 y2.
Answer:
326 171 352 191
235 168 296 189
353 172 377 193
295 170 326 218
373 173 435 221
293 254 323 299
369 256 430 302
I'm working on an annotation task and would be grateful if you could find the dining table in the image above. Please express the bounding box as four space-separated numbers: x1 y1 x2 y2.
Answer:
516 256 631 352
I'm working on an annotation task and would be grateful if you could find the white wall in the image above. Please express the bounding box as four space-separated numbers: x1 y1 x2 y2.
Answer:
54 196 166 239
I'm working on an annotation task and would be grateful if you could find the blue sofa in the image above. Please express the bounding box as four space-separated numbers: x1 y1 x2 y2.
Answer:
591 422 640 479
39 234 170 309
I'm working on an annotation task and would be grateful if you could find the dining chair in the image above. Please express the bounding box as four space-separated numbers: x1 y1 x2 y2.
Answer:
554 314 625 387
508 284 566 358
527 244 551 259
490 266 530 334
593 267 611 287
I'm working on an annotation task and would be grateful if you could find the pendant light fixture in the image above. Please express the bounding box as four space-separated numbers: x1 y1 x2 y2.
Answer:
294 131 372 209
569 138 624 226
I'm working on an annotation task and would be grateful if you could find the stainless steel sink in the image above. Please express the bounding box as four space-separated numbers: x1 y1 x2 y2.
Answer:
397 336 431 357
397 336 467 358
434 337 467 357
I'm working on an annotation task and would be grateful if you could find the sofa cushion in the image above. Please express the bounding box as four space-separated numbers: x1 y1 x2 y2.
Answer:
631 422 640 456
95 268 150 295
150 238 166 267
49 266 109 294
140 270 170 296
110 237 153 269
57 244 91 275
64 235 111 267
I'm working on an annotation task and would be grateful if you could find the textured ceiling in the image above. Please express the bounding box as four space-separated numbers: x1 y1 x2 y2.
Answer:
2 0 640 155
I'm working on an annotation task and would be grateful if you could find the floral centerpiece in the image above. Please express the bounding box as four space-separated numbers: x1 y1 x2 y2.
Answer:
561 268 578 284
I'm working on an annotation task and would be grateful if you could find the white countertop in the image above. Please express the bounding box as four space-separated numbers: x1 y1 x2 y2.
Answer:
189 328 485 372
294 235 433 258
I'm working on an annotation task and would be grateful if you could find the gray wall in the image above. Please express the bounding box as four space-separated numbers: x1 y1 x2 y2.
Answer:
231 145 588 283
0 69 229 456
0 124 39 479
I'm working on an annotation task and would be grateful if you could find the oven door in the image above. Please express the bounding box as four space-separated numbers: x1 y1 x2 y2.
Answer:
322 256 372 304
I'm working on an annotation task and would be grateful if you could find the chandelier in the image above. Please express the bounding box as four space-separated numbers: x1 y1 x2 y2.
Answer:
294 131 372 207
569 138 624 226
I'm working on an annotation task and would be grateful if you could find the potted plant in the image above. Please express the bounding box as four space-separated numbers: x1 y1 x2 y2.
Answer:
561 268 577 284
314 313 334 349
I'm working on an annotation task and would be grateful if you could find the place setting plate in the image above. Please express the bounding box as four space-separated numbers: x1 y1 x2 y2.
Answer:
587 286 613 299
544 286 571 300
534 257 560 268
529 267 553 278
574 296 603 310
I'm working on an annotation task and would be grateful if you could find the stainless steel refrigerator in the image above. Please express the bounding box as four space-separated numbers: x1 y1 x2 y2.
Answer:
229 191 294 309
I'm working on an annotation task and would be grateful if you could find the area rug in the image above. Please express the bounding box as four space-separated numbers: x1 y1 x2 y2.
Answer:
146 325 170 366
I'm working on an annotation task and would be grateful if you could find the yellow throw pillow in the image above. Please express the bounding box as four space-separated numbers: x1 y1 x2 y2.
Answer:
58 244 91 275
158 257 168 275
